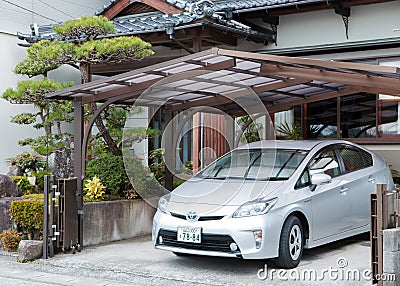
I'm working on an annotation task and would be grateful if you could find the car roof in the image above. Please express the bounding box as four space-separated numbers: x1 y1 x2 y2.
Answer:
236 140 349 151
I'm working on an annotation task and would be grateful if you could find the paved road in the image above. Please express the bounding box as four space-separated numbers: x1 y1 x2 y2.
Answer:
0 234 373 285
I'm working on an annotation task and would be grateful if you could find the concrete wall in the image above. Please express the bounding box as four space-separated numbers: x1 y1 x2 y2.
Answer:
83 199 156 246
383 227 400 285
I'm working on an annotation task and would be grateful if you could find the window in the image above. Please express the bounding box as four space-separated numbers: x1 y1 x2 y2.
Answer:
378 99 400 137
309 149 341 178
307 99 338 138
360 149 373 167
340 93 376 138
338 147 365 173
248 149 308 180
198 149 308 180
296 169 311 189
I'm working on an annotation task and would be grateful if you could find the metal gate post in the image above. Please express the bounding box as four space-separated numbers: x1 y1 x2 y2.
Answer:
376 184 385 286
43 175 49 259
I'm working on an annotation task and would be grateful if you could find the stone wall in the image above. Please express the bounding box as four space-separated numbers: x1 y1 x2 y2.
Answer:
83 199 155 246
383 227 400 285
0 197 20 232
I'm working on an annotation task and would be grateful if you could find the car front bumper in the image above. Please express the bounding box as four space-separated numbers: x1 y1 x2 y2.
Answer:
152 210 283 259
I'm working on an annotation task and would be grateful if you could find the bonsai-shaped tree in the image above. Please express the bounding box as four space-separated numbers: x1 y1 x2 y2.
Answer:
17 16 154 156
2 79 74 156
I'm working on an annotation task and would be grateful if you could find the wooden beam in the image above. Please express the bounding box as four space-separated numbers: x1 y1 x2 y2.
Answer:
261 64 400 93
141 0 182 14
102 0 130 19
81 78 162 104
205 28 237 46
90 55 183 75
216 48 399 74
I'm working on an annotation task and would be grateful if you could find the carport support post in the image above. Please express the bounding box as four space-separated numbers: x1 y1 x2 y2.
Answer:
164 109 174 191
73 99 84 247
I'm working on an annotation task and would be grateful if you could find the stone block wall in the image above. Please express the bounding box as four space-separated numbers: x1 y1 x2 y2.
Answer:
383 227 400 285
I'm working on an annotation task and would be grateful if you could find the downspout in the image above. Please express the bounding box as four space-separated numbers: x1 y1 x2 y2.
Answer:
165 24 195 54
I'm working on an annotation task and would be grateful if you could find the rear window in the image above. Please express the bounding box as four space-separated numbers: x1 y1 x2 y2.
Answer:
338 148 365 173
337 145 373 172
360 149 373 167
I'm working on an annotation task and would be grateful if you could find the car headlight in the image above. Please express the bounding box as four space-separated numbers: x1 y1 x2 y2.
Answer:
158 194 170 213
232 197 277 218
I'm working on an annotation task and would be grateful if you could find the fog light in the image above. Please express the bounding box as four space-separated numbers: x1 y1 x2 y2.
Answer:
230 242 238 251
253 230 262 249
158 235 163 244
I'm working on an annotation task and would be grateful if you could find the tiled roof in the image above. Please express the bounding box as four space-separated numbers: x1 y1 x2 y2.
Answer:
168 0 326 12
95 0 326 15
95 0 119 16
17 11 269 43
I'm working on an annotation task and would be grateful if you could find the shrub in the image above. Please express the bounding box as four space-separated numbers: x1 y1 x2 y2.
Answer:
86 154 131 196
10 176 34 194
7 152 45 174
84 176 105 201
33 170 51 192
10 194 44 234
0 230 21 252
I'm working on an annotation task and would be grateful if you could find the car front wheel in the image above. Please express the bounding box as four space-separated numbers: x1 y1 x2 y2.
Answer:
275 216 303 269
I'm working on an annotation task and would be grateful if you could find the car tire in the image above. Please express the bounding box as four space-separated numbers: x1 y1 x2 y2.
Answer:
275 216 303 269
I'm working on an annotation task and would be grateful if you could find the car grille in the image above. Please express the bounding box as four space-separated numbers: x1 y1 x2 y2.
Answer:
157 229 240 254
170 212 225 221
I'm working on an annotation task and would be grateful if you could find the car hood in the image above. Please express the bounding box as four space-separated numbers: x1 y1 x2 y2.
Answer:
166 178 284 216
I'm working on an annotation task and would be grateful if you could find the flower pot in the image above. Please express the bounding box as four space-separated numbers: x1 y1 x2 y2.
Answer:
27 176 36 186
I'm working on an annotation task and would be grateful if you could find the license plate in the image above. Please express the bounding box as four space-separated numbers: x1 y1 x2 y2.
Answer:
177 227 202 243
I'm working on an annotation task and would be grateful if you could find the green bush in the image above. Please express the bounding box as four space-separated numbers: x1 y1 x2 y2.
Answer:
7 152 45 174
0 230 21 252
10 176 34 194
33 170 50 192
10 194 44 233
86 154 131 196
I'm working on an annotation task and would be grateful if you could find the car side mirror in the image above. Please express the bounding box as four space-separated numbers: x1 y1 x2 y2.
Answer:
311 173 332 185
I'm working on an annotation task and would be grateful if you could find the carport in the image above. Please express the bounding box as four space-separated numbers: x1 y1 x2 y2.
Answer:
46 47 400 245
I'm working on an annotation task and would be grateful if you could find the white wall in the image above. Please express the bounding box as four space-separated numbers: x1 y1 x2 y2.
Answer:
237 1 400 55
0 0 109 174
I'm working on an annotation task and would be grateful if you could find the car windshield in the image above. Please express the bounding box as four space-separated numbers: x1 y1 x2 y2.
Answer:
197 149 309 180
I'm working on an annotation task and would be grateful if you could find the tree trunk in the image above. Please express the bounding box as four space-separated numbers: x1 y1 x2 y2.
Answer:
80 62 122 156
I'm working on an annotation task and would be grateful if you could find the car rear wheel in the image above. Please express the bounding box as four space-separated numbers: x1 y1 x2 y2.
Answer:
275 216 303 269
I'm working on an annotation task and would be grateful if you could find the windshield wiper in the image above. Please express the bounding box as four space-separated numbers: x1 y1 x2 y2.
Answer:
245 177 288 181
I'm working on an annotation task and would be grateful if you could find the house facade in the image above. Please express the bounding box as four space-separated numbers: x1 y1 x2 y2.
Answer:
17 0 400 171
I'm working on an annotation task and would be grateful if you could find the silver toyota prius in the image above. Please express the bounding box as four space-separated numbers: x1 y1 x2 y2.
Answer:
152 140 394 268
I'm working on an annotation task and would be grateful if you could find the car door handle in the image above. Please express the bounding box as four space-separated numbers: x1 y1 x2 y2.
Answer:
368 176 375 183
340 187 348 193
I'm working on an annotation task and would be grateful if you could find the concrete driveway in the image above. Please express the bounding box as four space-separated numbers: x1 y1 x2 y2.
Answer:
0 234 372 286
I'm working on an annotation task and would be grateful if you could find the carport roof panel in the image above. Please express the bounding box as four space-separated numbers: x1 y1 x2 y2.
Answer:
46 48 400 115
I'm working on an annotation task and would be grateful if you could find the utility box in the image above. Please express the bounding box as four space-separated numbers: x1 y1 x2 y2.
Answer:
57 178 80 252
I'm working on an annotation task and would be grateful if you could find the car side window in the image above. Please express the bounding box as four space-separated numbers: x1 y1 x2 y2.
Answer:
309 149 341 178
338 147 365 173
360 149 373 167
295 169 311 189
